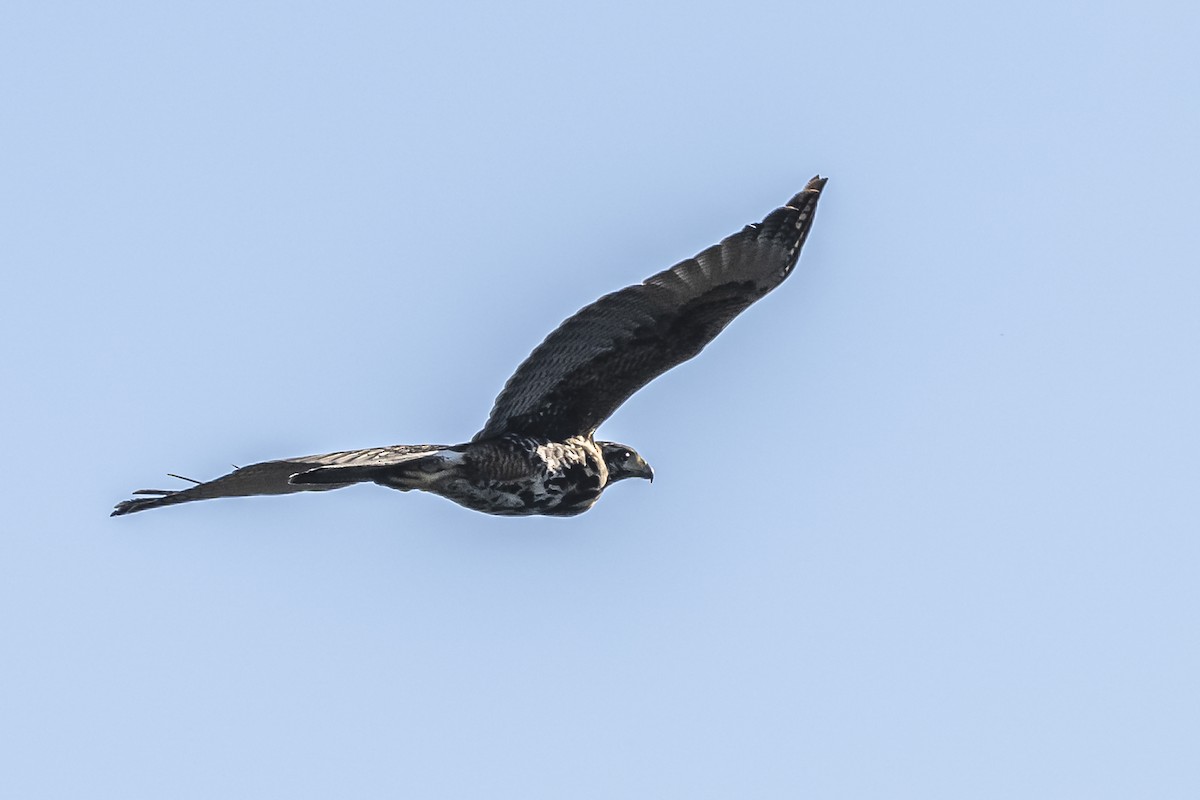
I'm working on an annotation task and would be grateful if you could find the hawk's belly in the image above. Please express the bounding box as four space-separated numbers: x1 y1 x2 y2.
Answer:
440 466 605 517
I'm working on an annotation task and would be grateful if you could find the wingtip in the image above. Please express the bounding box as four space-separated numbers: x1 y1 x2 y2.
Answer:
110 501 136 517
780 176 827 214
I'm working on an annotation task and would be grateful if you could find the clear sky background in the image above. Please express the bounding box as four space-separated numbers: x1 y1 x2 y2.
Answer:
3 1 1198 797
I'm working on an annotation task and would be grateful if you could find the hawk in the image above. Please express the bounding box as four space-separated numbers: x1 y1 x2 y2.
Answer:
112 177 827 518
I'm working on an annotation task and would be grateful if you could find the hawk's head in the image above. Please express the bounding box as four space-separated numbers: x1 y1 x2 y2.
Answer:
598 442 654 484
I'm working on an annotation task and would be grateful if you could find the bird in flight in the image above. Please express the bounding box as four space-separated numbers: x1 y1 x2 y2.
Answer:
113 177 827 518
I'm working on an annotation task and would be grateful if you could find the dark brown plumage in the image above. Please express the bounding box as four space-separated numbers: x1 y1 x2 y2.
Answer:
113 177 827 517
475 179 826 441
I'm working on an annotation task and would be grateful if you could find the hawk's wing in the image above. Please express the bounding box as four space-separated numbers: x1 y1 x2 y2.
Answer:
111 444 445 515
473 177 827 442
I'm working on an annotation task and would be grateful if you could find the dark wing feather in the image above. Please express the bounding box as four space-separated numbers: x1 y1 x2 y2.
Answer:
111 444 445 515
473 176 827 441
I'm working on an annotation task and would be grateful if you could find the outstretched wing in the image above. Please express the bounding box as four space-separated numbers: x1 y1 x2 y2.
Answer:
473 177 827 442
111 444 445 515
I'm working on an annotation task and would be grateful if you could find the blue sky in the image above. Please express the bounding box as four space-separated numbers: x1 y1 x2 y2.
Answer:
3 1 1198 797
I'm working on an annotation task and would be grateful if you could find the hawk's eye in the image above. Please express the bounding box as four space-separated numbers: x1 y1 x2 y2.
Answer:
622 451 632 460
